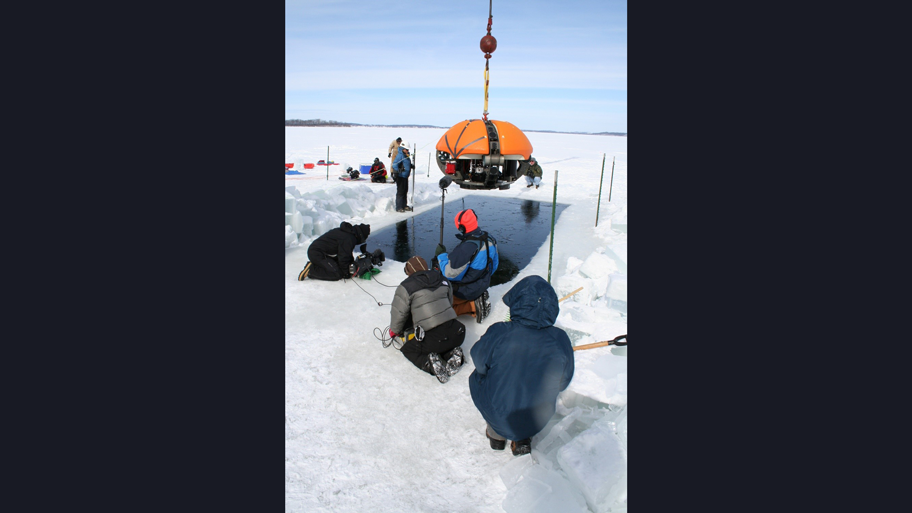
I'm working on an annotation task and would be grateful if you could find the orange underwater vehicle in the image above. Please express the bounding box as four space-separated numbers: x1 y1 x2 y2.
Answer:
435 118 532 190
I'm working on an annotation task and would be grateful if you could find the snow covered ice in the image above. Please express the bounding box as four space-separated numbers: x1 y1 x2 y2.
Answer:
285 126 627 512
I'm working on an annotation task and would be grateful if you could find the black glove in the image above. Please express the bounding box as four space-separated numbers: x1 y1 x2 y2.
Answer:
388 153 391 158
435 243 446 256
431 256 439 270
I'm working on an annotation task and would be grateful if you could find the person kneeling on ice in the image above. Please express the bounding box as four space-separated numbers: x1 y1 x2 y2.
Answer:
369 158 387 183
469 275 574 456
297 221 371 281
388 256 466 384
433 209 497 324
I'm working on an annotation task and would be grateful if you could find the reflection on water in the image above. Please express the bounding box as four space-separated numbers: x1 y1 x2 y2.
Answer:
369 195 568 287
520 200 540 224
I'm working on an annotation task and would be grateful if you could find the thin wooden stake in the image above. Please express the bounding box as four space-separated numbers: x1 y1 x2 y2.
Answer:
559 287 583 303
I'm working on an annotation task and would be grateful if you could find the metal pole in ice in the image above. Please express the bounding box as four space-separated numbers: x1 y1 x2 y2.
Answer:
547 169 559 284
326 146 330 180
596 153 606 227
608 156 616 202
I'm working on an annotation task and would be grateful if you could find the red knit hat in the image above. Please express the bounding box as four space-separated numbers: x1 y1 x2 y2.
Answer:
454 209 478 234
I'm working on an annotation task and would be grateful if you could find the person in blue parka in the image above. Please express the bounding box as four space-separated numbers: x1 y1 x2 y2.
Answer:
468 275 574 456
391 143 412 212
434 209 498 323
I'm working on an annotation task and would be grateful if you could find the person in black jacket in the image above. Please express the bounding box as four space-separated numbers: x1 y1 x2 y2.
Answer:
298 222 371 281
388 255 466 383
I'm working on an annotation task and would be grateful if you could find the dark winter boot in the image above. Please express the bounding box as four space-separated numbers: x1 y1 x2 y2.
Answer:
428 352 449 384
444 347 464 377
473 291 490 324
486 428 506 451
511 439 532 456
297 261 312 281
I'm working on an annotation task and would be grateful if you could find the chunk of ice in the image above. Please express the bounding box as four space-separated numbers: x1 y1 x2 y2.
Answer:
531 406 605 471
579 252 617 280
299 215 313 237
285 225 297 247
500 453 534 489
285 192 295 214
557 424 627 513
502 465 589 513
291 211 304 234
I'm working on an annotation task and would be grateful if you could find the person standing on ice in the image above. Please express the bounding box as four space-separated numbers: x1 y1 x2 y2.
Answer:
392 143 413 212
387 136 402 176
369 157 388 183
522 156 543 189
297 221 371 281
388 256 467 384
433 209 497 323
468 275 574 456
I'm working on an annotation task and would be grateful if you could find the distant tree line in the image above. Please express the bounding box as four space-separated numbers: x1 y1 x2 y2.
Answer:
286 119 361 127
285 119 625 135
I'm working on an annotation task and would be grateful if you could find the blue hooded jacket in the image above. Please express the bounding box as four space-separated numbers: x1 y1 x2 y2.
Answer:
392 150 412 179
468 275 574 441
436 229 498 301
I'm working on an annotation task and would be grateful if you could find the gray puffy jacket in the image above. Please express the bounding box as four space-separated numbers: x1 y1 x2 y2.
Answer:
390 269 457 336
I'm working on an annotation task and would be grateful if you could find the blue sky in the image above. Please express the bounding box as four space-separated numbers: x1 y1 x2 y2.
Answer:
285 0 626 134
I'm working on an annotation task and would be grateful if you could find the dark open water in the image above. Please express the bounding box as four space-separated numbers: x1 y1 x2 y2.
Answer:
366 195 569 286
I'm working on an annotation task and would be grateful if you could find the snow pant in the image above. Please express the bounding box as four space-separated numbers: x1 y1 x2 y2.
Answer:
306 247 346 281
452 296 477 317
486 424 506 441
395 175 409 210
524 175 542 187
400 318 466 375
371 174 386 183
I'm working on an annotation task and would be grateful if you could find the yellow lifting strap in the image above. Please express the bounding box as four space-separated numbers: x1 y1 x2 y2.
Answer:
483 60 490 121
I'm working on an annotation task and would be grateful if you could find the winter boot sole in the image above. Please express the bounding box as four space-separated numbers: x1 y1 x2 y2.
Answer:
474 291 490 324
428 353 449 384
445 347 464 377
298 262 312 281
487 431 506 451
511 439 532 456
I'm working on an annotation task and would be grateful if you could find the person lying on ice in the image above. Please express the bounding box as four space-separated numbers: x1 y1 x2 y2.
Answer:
369 158 388 183
388 256 466 384
433 209 497 323
469 275 574 456
297 222 371 281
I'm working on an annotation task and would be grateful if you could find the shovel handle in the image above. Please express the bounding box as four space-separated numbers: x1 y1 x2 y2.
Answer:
573 340 612 351
572 334 627 351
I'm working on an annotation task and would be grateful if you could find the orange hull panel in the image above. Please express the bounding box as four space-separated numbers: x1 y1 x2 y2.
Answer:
436 119 532 159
